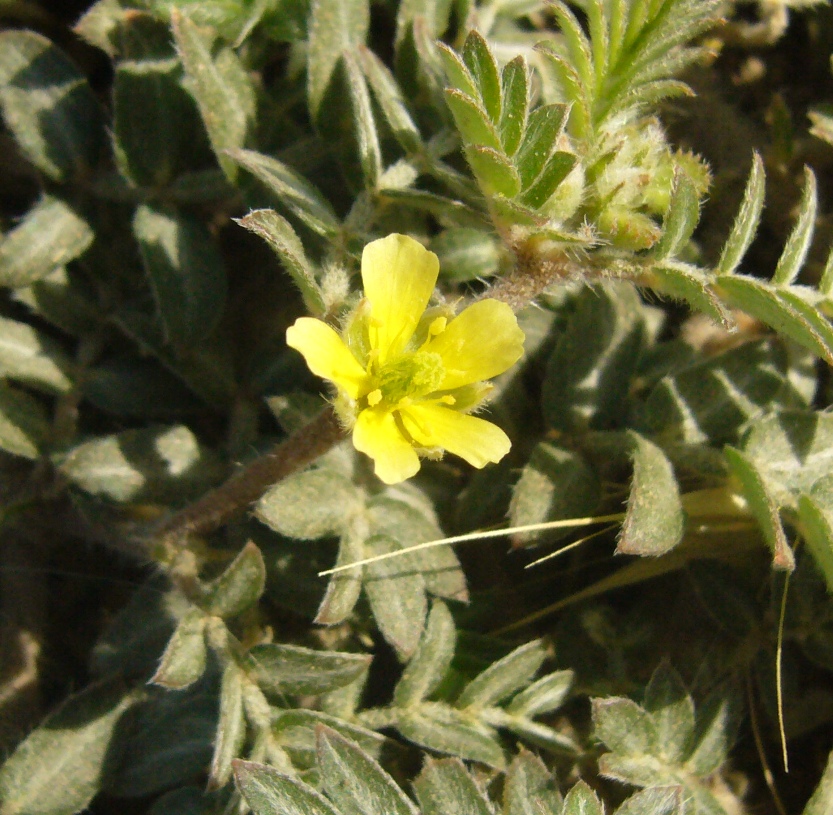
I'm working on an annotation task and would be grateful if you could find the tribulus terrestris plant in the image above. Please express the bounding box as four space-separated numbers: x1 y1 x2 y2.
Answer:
3 0 833 813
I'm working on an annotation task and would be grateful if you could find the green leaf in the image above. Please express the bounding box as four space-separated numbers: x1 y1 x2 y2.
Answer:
518 151 576 209
203 541 266 617
133 203 227 345
740 410 833 502
465 145 522 197
413 758 492 815
504 751 563 815
685 691 740 777
804 749 833 815
562 780 604 815
457 640 547 709
0 31 106 181
367 494 467 603
273 709 383 767
516 104 569 190
234 760 341 815
397 702 506 768
82 355 203 418
256 468 363 539
364 533 427 660
548 2 594 99
0 315 73 394
108 684 216 797
542 283 646 432
228 148 341 237
714 275 833 364
643 263 730 327
537 45 590 140
650 170 700 261
499 56 528 157
342 52 382 190
113 57 212 188
461 31 501 123
639 339 799 446
250 642 371 696
437 43 478 100
772 167 817 287
172 11 251 180
509 442 600 545
506 670 574 718
0 382 49 459
92 574 186 679
13 265 98 337
0 680 135 815
717 152 765 275
592 697 658 757
315 522 365 625
616 430 685 557
208 661 246 790
238 209 326 315
151 607 208 689
0 196 93 289
615 787 683 815
59 424 222 502
799 494 833 594
820 244 833 297
724 445 794 571
317 726 420 815
394 600 457 707
307 0 370 117
643 663 695 764
359 46 422 154
444 89 502 151
433 227 499 282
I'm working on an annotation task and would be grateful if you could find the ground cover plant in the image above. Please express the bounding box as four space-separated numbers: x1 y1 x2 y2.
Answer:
3 0 833 813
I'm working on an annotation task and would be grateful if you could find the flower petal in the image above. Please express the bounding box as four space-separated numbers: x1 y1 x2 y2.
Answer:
361 234 439 362
353 407 420 484
286 317 368 398
400 404 511 468
426 299 525 390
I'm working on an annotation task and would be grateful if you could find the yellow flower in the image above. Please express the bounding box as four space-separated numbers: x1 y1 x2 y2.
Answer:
286 234 525 484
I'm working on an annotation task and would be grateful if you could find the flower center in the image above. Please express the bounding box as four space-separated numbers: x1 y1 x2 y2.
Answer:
370 351 445 406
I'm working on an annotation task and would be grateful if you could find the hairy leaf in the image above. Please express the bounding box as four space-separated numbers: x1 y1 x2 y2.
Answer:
413 758 492 815
307 0 370 117
0 196 93 289
202 541 266 618
133 203 227 345
250 642 371 696
235 760 341 815
617 431 684 557
394 600 457 707
317 727 419 815
151 607 208 689
0 31 106 181
0 680 135 815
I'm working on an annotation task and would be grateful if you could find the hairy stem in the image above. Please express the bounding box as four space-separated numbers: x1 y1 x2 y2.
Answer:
155 406 346 549
482 244 580 309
